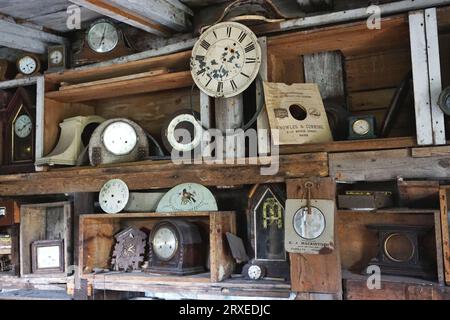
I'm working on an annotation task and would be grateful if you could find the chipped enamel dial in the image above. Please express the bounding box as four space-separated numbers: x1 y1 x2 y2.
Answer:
99 179 130 214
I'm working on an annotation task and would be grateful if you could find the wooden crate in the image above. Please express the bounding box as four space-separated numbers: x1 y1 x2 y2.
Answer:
19 201 72 279
78 211 236 287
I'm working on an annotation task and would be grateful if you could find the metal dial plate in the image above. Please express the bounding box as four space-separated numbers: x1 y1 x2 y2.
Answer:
152 226 178 261
102 121 138 156
191 22 261 98
18 56 37 75
293 206 326 240
156 183 218 212
99 179 129 214
87 21 119 53
14 114 32 138
352 119 370 136
166 113 203 152
247 265 262 280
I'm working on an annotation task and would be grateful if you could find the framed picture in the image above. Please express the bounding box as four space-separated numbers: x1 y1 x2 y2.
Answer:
31 240 64 274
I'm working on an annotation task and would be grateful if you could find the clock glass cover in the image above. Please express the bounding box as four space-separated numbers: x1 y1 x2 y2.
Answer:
14 114 32 138
191 22 261 98
18 56 37 75
87 21 119 53
99 179 130 214
152 226 178 261
102 121 138 156
293 206 326 240
352 119 370 136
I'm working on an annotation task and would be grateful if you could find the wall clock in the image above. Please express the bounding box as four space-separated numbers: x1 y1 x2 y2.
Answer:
146 220 206 275
31 240 64 274
88 118 149 166
156 183 218 212
99 179 130 214
47 45 68 72
0 87 35 174
191 22 261 98
16 54 41 77
111 227 147 271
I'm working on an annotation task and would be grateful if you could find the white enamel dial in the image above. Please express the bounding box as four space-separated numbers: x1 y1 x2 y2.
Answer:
102 121 138 156
248 265 263 280
14 114 32 138
293 206 326 240
191 22 261 98
167 113 203 152
87 21 119 53
99 179 129 214
50 50 63 65
152 226 178 261
352 119 370 136
37 246 61 269
18 56 37 75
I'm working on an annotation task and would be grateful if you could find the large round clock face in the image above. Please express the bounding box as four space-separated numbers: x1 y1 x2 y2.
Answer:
293 206 326 240
18 56 38 75
99 179 129 214
152 226 178 261
191 22 262 98
14 114 32 138
102 121 138 156
87 21 119 53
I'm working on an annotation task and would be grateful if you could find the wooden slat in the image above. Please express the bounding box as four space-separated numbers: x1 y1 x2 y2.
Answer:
348 88 397 112
0 153 328 196
439 188 450 285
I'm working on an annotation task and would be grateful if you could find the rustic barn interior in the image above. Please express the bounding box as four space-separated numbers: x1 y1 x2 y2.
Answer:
1 0 450 302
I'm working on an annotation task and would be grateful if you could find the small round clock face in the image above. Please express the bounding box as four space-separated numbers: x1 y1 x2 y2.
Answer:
152 226 178 261
102 121 138 156
191 22 261 98
87 21 119 53
247 265 263 280
14 114 32 138
352 119 370 136
50 50 63 65
166 113 203 152
18 56 37 75
99 179 129 214
293 206 326 240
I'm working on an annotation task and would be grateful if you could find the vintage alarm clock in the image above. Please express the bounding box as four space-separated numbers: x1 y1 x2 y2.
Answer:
88 118 149 166
146 220 206 275
16 54 41 77
190 22 261 98
348 115 376 140
47 45 68 72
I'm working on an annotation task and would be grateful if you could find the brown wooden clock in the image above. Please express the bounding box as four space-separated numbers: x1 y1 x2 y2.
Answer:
0 87 35 174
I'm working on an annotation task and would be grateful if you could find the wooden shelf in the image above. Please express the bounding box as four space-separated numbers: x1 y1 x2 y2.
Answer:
337 208 439 215
82 211 213 219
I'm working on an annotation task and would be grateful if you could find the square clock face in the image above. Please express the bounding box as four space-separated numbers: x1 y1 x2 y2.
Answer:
37 245 61 269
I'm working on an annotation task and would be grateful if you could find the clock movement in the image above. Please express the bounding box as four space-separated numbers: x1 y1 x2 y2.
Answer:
0 87 35 174
111 227 147 272
146 220 206 276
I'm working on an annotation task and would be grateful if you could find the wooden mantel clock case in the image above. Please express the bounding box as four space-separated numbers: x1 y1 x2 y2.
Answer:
0 88 35 174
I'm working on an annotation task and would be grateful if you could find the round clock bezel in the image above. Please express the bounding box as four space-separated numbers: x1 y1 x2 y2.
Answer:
16 55 40 76
87 19 120 54
14 114 32 138
152 224 179 262
293 206 326 240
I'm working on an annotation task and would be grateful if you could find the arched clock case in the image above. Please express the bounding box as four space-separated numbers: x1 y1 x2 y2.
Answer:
146 220 206 276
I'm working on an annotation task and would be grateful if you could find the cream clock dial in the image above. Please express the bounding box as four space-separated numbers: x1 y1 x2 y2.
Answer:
102 121 138 156
87 20 119 53
152 226 178 261
166 113 203 152
352 119 370 136
37 246 61 269
99 179 129 214
18 56 38 75
14 114 32 138
293 206 326 240
191 22 261 98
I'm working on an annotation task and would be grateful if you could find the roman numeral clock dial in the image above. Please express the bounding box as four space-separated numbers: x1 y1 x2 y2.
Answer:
190 22 262 98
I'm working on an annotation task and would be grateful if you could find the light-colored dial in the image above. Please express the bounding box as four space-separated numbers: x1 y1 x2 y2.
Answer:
14 114 32 138
293 206 326 240
50 50 63 65
99 179 129 214
102 121 138 156
18 56 37 75
152 226 178 261
248 265 263 280
191 22 261 98
352 119 370 136
87 21 119 53
37 246 61 269
167 113 203 152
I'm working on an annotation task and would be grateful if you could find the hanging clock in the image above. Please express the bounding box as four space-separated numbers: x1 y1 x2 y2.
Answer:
111 227 147 271
190 22 262 98
156 183 218 212
146 220 206 275
16 54 41 77
99 179 130 214
0 87 35 174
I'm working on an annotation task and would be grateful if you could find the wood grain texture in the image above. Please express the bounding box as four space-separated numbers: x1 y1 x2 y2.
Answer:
439 188 450 285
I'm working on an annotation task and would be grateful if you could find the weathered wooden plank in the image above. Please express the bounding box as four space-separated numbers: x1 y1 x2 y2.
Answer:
348 88 396 112
412 146 450 158
330 148 450 182
257 37 270 156
439 188 450 285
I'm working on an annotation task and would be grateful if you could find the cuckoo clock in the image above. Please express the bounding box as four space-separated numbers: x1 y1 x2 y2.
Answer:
0 87 35 174
111 227 147 272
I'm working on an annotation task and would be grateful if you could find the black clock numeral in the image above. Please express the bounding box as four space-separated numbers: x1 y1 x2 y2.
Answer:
195 55 205 61
245 42 255 53
240 72 250 78
227 26 232 38
217 82 223 93
230 79 238 91
213 31 217 39
238 31 247 43
245 57 256 64
200 40 210 50
205 77 212 88
197 69 206 76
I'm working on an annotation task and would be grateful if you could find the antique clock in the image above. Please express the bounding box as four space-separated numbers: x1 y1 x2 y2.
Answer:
99 179 130 214
16 54 41 77
156 183 218 212
0 87 35 174
162 110 203 154
191 22 262 98
31 240 64 274
111 227 147 272
348 115 376 140
146 220 206 275
242 261 267 280
47 45 68 72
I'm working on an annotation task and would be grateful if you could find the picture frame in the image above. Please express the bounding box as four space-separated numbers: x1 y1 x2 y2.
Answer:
31 240 64 274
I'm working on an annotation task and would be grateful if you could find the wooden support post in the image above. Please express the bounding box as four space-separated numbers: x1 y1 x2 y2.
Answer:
257 37 271 156
215 95 244 159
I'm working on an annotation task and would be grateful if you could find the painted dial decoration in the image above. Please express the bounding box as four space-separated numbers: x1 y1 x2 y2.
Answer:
102 121 138 156
18 56 38 75
87 20 119 53
156 183 218 212
152 226 178 261
164 112 203 152
293 206 326 240
50 50 63 65
352 119 370 136
14 114 32 138
191 22 261 98
99 179 130 214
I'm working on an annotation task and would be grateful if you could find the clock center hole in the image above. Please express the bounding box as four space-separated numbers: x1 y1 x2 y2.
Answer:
174 121 195 144
289 104 307 121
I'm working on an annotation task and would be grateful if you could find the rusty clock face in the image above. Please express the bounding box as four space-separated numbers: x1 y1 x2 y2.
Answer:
191 22 261 98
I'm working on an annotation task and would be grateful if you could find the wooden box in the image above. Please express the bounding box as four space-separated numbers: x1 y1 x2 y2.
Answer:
338 191 394 210
79 211 236 292
19 201 72 278
0 200 20 227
